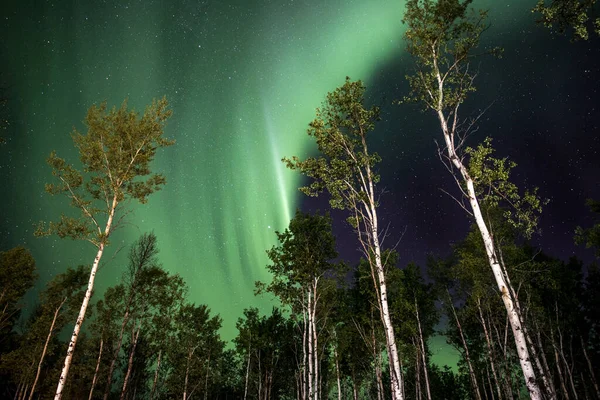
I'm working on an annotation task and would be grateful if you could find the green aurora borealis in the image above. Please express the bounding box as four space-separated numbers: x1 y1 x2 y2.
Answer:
0 0 407 335
0 0 540 366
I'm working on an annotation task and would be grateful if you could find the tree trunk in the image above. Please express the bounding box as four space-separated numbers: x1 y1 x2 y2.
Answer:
204 352 211 400
311 280 319 400
183 347 194 400
415 339 422 400
334 346 342 400
485 362 496 400
353 135 403 400
307 294 314 400
551 327 570 400
30 297 66 400
477 300 503 400
150 349 162 400
581 336 600 399
375 351 384 400
499 256 555 400
536 327 556 399
120 323 141 400
55 197 117 400
104 307 132 400
371 224 403 400
432 63 542 397
446 147 541 397
89 338 104 400
55 243 105 400
415 299 432 400
447 290 482 400
244 340 251 400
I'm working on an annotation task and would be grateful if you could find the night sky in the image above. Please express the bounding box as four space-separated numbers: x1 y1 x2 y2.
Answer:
1 0 599 365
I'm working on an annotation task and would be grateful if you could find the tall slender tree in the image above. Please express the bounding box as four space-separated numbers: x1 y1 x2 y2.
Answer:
35 97 174 400
257 210 343 400
284 78 405 400
402 1 546 398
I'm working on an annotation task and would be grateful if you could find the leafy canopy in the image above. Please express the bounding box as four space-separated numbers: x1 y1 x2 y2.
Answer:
465 138 547 239
283 78 380 227
36 97 174 247
533 0 600 41
402 0 500 113
258 210 340 311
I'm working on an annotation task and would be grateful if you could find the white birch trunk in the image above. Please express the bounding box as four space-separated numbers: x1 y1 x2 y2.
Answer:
244 340 251 400
120 323 141 400
477 300 503 400
434 105 542 399
150 350 162 400
350 125 403 400
104 304 132 400
54 243 105 400
307 294 313 400
536 327 556 399
372 234 403 400
448 289 482 400
415 299 432 400
89 338 104 400
55 197 117 400
183 347 194 400
334 346 342 400
415 340 422 400
311 280 319 400
551 327 570 400
581 336 600 399
30 297 66 400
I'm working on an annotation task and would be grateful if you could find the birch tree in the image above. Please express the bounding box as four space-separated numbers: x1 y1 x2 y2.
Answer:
402 1 546 398
284 78 405 400
257 210 342 400
35 97 174 400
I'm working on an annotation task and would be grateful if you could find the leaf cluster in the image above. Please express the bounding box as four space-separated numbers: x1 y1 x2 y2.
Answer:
259 210 340 311
283 78 381 225
36 97 174 246
575 199 600 257
465 138 548 239
403 0 500 112
533 0 600 40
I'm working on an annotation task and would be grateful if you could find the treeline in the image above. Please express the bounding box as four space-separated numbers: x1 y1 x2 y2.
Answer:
1 206 599 399
1 1 600 399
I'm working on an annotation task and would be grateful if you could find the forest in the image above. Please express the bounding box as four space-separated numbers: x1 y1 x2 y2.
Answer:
1 0 599 399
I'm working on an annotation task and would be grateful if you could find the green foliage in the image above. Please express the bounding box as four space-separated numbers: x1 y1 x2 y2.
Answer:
0 247 37 333
258 210 342 312
163 303 224 399
533 0 600 40
465 138 547 239
283 78 380 225
575 199 600 257
234 307 296 398
403 0 500 112
36 97 174 246
0 265 88 398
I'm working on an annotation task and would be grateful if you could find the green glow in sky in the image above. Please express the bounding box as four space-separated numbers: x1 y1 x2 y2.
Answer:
0 0 406 339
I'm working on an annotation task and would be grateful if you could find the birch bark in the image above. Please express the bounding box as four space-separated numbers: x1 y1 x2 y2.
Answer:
55 196 117 400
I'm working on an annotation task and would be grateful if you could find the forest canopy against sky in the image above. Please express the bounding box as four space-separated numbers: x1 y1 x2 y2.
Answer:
0 0 599 399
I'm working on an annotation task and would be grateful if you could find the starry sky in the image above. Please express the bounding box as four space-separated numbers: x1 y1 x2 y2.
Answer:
1 0 599 365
